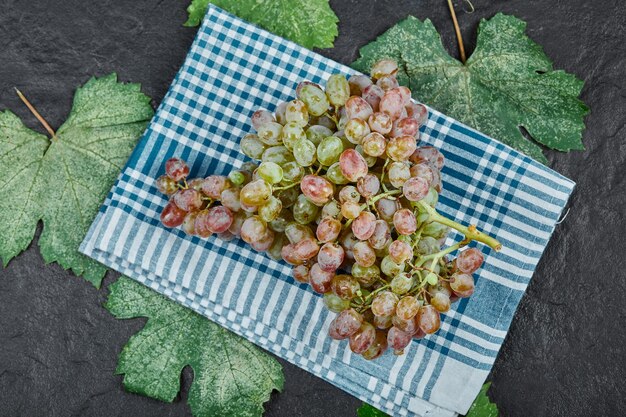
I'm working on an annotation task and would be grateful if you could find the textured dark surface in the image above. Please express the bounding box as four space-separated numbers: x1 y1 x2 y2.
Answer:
0 0 624 416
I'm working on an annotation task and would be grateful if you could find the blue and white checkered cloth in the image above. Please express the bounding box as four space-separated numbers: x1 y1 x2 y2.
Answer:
80 5 574 416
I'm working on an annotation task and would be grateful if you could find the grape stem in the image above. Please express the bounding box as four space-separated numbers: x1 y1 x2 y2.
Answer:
417 201 502 251
446 0 467 64
417 238 469 267
15 88 58 141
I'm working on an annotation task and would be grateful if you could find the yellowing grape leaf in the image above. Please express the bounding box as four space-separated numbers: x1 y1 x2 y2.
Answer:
184 0 339 49
352 14 589 163
106 277 284 417
0 75 153 287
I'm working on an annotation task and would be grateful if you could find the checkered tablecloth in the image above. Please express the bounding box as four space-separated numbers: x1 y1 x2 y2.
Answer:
80 5 574 416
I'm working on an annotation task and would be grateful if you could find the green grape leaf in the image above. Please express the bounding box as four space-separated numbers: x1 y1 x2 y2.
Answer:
106 277 284 417
184 0 339 49
357 403 390 417
466 383 499 417
0 74 153 287
352 13 589 163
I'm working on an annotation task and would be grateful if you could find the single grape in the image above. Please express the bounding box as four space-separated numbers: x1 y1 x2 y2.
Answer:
379 89 404 120
201 175 230 199
351 263 380 287
316 135 343 166
428 279 453 298
368 220 391 250
293 138 317 167
274 101 288 125
241 133 266 159
326 162 350 185
228 211 247 236
348 74 373 96
305 125 333 147
240 179 272 206
220 187 242 212
155 175 178 195
250 229 275 252
285 222 314 244
388 240 413 263
422 221 449 239
316 217 342 242
160 201 187 228
356 174 380 198
321 200 342 220
298 84 330 117
390 117 419 138
371 291 399 317
182 211 199 235
409 162 435 186
394 87 412 105
228 170 247 186
374 314 392 330
341 201 362 220
456 247 484 274
405 102 428 126
376 75 399 91
417 305 441 334
331 274 360 300
165 158 189 181
393 209 417 235
375 197 399 223
281 161 305 184
352 211 377 240
386 161 409 188
324 292 351 313
317 242 345 272
396 296 420 320
251 109 275 130
293 238 320 261
409 146 445 170
391 273 413 295
300 175 334 206
344 118 370 145
371 60 398 79
173 188 204 211
450 273 475 297
259 196 283 222
257 122 283 146
403 176 430 202
349 322 376 354
353 241 376 267
194 210 213 238
257 162 284 184
266 233 286 260
338 185 360 203
431 292 451 313
240 216 268 244
269 209 293 233
387 326 413 354
361 85 385 112
360 132 386 157
380 255 404 277
345 96 374 121
292 264 310 284
416 236 440 255
284 99 309 127
217 230 235 241
281 121 306 151
339 149 368 182
325 74 350 107
293 193 320 224
361 330 388 360
187 178 204 191
309 263 335 293
281 243 304 266
392 314 419 335
387 135 417 162
205 205 234 233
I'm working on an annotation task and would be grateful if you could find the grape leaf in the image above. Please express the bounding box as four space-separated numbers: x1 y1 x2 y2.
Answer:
184 0 339 49
357 403 390 417
0 74 153 287
352 13 589 163
466 383 498 417
106 277 284 417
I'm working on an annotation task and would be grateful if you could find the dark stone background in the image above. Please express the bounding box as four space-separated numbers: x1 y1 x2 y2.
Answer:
0 0 624 416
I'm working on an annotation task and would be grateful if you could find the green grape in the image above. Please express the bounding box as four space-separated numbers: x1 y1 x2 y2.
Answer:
262 146 294 165
326 162 350 185
306 125 334 146
426 272 439 286
381 255 405 277
422 187 439 208
344 118 370 144
285 99 309 127
281 121 306 151
228 170 246 186
321 200 342 219
240 133 266 160
351 263 380 287
423 222 450 239
355 145 377 167
416 236 440 255
317 136 344 166
391 273 413 295
281 161 305 184
266 232 286 260
257 161 283 184
257 122 283 146
259 195 283 222
276 187 299 208
325 74 350 107
285 222 315 244
323 292 351 313
293 193 320 224
298 84 330 116
269 208 293 232
293 138 317 167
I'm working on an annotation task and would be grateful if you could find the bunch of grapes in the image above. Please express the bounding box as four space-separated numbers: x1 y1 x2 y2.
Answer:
155 59 502 360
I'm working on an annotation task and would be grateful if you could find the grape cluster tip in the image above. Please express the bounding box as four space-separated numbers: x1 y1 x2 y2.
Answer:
155 59 502 360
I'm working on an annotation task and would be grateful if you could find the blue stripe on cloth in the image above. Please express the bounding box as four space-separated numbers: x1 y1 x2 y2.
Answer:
79 5 574 416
